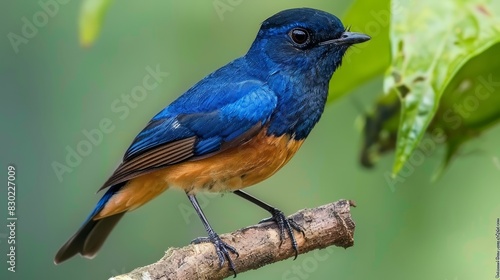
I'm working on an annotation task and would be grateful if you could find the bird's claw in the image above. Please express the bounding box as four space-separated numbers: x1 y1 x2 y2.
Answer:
191 233 239 277
259 208 305 259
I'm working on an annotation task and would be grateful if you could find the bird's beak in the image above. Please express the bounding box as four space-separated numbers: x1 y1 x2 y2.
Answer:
319 32 371 46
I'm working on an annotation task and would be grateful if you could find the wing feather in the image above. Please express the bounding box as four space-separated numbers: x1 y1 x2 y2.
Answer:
98 74 278 192
99 137 196 190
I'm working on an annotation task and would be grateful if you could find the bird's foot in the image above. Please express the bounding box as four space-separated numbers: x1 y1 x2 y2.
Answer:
259 208 305 259
191 232 239 277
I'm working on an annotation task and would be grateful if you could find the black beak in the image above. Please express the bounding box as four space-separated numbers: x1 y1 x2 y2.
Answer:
319 32 371 46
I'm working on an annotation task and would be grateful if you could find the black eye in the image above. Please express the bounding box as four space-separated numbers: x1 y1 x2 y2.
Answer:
289 28 310 46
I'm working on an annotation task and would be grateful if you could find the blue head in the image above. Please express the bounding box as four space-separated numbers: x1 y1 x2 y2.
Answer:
247 8 370 81
245 8 370 139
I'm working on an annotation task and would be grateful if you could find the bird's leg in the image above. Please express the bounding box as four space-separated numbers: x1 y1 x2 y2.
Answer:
187 193 239 277
233 190 305 259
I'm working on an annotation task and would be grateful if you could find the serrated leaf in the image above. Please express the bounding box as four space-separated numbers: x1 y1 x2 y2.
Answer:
328 0 391 102
79 0 114 48
388 0 500 175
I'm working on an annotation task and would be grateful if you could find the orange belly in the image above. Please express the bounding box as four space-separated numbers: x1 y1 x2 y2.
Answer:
96 130 303 219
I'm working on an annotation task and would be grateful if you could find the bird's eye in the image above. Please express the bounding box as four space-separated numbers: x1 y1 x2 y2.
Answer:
289 28 310 46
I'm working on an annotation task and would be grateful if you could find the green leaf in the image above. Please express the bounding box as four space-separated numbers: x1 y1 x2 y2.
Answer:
359 42 500 177
430 42 500 179
79 0 114 48
388 0 500 175
328 0 391 102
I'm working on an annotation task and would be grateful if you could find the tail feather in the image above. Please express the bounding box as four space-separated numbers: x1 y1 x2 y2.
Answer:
54 183 125 264
83 213 125 257
54 212 125 264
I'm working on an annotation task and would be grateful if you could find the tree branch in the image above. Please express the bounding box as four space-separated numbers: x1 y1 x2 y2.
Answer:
110 199 356 280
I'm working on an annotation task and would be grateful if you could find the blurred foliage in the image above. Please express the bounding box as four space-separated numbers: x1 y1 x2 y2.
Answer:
361 43 500 179
3 1 500 280
347 0 500 177
79 0 113 47
81 0 500 178
328 0 391 101
386 0 500 175
429 43 500 179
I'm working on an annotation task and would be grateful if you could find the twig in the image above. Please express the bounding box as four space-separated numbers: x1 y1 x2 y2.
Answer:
110 199 356 280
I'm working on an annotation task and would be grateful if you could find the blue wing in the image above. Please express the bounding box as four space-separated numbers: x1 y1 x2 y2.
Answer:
99 68 277 190
126 79 277 158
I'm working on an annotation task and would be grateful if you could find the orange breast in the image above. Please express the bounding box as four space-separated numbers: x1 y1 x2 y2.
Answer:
161 129 304 193
96 129 303 219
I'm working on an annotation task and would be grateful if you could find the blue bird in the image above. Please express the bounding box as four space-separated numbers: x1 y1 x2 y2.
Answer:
54 7 369 274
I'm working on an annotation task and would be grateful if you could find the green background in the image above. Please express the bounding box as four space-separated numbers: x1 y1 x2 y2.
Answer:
1 1 499 279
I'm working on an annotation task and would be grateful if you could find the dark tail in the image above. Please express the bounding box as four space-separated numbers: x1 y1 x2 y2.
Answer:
54 183 125 264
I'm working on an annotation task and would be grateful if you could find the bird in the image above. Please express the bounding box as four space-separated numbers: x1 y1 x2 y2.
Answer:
54 7 370 275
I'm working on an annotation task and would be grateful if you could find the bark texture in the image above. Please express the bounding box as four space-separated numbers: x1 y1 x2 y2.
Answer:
110 199 356 280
